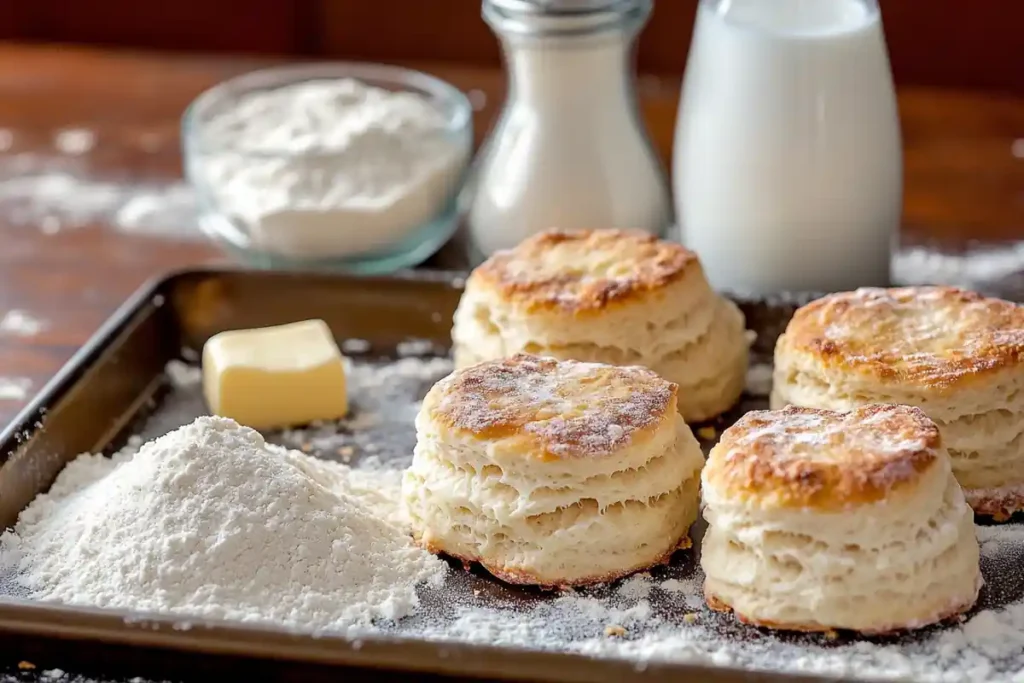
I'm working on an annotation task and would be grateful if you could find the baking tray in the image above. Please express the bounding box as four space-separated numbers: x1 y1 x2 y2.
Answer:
0 268 1018 683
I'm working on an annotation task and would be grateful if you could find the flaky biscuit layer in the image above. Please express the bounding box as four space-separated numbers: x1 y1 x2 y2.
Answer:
704 404 941 510
470 229 699 315
426 354 674 461
403 355 705 586
453 229 749 422
701 405 982 633
773 287 1024 516
776 286 1024 393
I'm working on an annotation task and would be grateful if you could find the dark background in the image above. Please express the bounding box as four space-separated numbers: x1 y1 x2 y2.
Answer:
1 0 1022 94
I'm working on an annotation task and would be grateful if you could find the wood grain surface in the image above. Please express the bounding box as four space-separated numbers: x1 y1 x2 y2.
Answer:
3 1 1024 93
0 41 1021 432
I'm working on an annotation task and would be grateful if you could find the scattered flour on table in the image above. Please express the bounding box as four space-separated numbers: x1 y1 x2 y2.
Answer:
0 417 446 634
892 243 1024 298
114 183 199 237
0 377 31 401
53 128 97 156
0 309 47 337
0 174 120 227
0 171 199 239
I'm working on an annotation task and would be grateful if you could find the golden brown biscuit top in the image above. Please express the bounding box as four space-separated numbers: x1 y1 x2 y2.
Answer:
704 404 941 510
469 229 698 314
428 353 676 460
780 287 1024 390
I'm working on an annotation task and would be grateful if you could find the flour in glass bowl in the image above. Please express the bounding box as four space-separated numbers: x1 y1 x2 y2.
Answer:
190 77 470 260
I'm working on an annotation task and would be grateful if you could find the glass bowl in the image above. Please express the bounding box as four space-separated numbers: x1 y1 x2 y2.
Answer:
182 63 473 273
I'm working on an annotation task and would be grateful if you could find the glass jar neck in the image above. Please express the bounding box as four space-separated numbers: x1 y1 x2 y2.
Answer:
500 32 634 107
485 0 648 109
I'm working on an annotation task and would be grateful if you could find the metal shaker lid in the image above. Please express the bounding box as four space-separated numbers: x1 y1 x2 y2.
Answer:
487 0 636 12
483 0 651 35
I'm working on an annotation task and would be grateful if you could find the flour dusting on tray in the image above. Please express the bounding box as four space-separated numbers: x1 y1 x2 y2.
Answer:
1 348 1023 682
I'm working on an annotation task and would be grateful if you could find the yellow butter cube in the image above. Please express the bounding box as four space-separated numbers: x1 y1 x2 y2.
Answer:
202 319 348 430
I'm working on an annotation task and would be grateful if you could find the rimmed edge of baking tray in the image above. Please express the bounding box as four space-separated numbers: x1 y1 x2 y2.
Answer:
0 267 849 683
0 265 471 451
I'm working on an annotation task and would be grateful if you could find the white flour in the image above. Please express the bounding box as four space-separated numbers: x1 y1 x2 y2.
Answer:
0 669 163 683
413 550 1024 682
53 128 96 156
0 417 447 634
340 337 372 354
163 359 202 388
2 352 1023 682
0 377 31 401
0 171 200 239
0 309 47 337
409 521 1024 683
277 353 453 463
892 243 1024 298
193 78 468 259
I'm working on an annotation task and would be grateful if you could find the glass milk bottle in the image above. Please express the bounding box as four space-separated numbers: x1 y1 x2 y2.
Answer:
466 0 672 258
673 0 902 294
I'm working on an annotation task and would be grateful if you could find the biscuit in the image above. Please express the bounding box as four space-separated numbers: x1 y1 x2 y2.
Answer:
701 404 981 634
771 286 1024 518
452 229 749 422
401 353 705 587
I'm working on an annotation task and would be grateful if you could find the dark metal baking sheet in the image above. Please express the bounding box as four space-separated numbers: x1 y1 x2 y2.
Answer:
0 268 1015 683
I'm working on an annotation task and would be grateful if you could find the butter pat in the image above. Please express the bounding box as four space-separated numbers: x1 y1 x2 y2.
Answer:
202 319 348 430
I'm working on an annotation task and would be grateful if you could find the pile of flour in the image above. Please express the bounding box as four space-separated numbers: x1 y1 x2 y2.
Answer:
0 416 446 633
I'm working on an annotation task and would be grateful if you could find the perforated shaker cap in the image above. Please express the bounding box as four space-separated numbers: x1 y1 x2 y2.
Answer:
483 0 651 35
487 0 636 12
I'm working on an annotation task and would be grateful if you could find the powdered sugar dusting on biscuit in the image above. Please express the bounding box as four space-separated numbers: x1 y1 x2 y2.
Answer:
706 405 941 508
783 286 1024 389
430 354 675 458
472 229 699 313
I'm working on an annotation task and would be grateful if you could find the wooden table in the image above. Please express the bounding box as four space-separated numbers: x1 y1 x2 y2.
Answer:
0 42 1021 423
0 40 1020 682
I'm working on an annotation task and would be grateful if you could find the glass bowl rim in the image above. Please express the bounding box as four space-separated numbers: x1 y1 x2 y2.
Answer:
181 61 474 160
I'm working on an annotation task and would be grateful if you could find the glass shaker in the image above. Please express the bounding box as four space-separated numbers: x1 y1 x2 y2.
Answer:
674 0 902 295
465 0 672 258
